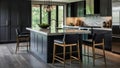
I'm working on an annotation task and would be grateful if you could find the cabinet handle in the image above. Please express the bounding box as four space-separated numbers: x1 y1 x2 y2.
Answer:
6 20 8 26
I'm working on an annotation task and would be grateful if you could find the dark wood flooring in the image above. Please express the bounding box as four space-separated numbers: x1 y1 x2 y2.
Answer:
0 43 120 68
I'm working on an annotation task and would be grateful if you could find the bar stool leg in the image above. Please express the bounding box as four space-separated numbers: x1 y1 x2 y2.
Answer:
92 45 95 66
52 44 56 64
77 44 80 61
87 46 89 63
16 38 19 53
16 43 18 53
84 44 86 55
103 45 106 65
29 38 30 50
63 46 66 66
70 46 72 63
27 41 29 52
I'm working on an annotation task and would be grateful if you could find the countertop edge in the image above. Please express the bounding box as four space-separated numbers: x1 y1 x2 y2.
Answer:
26 28 48 36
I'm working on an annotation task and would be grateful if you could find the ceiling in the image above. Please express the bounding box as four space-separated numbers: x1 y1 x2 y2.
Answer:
31 0 83 3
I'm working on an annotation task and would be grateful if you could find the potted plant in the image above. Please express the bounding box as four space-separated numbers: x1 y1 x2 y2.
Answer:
69 23 74 26
38 23 49 29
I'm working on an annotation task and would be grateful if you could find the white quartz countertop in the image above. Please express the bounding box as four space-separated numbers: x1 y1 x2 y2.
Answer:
92 28 112 31
26 27 91 36
64 26 112 31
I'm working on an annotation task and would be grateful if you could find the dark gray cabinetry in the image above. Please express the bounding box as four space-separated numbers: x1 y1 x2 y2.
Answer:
0 0 10 42
66 1 85 17
100 0 112 16
85 0 111 16
0 0 31 42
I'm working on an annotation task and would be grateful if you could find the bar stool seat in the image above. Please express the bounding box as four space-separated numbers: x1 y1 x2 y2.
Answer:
83 39 92 46
83 33 106 66
54 39 64 44
52 34 81 66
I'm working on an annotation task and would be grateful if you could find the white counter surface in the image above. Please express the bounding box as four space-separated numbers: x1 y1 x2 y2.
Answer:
26 27 91 36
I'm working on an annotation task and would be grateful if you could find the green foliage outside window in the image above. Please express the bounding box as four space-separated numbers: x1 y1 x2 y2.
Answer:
42 5 48 24
58 6 63 28
32 5 40 29
86 0 94 14
51 6 56 30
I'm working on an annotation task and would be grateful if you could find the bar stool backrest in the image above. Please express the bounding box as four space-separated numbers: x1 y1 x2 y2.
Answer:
63 34 79 44
16 28 21 36
93 33 105 44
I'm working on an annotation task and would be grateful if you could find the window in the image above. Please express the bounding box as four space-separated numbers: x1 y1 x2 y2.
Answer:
42 5 48 24
112 11 120 25
32 5 64 28
51 6 56 29
32 5 40 29
58 6 64 28
86 0 94 14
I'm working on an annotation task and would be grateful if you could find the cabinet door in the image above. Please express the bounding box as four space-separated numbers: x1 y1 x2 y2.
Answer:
37 34 42 54
10 27 17 41
66 1 85 17
0 27 9 42
0 0 9 27
100 0 112 16
0 0 10 42
10 0 19 27
9 1 19 41
30 32 35 52
77 1 85 17
19 0 31 32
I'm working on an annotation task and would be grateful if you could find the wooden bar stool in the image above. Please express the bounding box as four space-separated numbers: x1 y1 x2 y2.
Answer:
15 28 30 53
52 34 81 66
83 33 106 66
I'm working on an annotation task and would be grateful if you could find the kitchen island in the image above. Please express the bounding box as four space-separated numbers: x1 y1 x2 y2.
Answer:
26 27 90 63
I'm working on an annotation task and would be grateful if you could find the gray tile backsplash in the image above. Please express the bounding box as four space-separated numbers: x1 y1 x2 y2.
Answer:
82 16 111 27
66 16 112 27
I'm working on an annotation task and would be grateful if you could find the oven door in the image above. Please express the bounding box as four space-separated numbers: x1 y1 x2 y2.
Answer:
112 35 120 54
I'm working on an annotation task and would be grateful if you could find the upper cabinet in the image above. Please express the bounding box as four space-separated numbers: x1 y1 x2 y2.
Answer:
66 1 85 17
66 0 112 17
86 0 95 15
100 0 112 16
85 0 100 15
85 0 112 16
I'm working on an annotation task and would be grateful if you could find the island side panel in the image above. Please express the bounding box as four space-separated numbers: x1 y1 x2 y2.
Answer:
30 31 47 62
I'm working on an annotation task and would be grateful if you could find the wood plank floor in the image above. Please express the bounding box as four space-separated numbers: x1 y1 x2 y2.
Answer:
0 43 120 68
